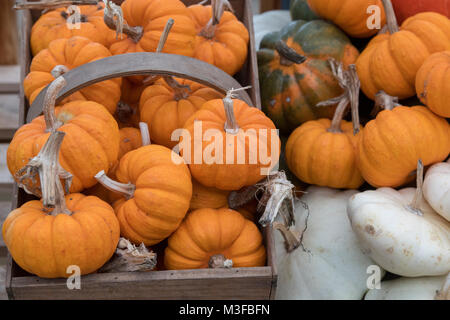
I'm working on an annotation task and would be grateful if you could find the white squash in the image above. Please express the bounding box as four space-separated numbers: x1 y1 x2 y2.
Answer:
275 186 383 300
365 275 448 300
253 10 292 49
423 159 450 222
347 161 450 277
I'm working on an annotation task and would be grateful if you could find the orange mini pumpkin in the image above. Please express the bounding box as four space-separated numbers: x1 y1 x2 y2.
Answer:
3 131 120 278
24 36 121 114
105 0 196 58
357 92 450 187
8 77 119 193
356 1 450 100
189 179 230 210
164 207 266 270
306 0 386 38
286 64 364 189
187 0 249 75
95 144 192 246
416 51 450 118
30 3 117 56
181 91 280 191
139 77 223 149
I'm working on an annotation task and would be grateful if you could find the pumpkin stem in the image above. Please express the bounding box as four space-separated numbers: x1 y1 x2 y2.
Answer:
99 237 157 273
95 170 135 199
273 222 301 253
199 0 234 39
381 0 399 34
15 130 73 213
139 122 151 146
223 87 251 134
208 254 233 268
319 60 361 135
373 91 400 114
163 76 191 101
228 171 296 227
406 159 425 216
435 273 450 300
115 101 137 126
275 40 307 67
43 76 66 132
51 65 70 78
142 18 175 85
103 0 143 43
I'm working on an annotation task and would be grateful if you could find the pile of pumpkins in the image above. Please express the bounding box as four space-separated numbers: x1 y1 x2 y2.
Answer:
3 0 277 278
258 0 450 300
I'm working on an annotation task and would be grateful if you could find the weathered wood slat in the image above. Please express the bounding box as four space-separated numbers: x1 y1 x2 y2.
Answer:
0 201 12 257
0 264 7 300
0 144 14 198
0 66 20 93
11 267 272 300
0 94 20 141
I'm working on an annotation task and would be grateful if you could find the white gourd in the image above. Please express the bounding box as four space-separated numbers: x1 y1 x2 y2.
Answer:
347 162 450 277
275 186 383 300
365 275 447 300
423 159 450 222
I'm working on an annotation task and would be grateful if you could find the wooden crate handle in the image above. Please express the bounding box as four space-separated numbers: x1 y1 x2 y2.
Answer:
27 52 254 123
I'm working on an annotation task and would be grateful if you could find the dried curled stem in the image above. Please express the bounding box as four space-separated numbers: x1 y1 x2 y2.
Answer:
228 171 296 227
43 76 67 132
223 86 251 134
406 160 424 217
99 238 157 273
208 254 233 269
381 0 399 34
16 131 73 214
95 170 135 199
317 59 361 135
275 40 306 67
103 0 143 42
163 76 191 101
373 91 401 115
199 0 234 39
51 65 70 78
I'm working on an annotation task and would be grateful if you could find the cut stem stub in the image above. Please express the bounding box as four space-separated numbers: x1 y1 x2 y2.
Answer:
95 170 135 199
406 159 424 216
103 0 143 42
275 40 306 67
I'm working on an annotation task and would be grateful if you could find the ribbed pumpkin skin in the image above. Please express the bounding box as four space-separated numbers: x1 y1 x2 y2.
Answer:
118 127 142 159
356 13 450 100
2 193 120 278
286 119 364 189
416 51 450 118
188 4 249 76
24 37 121 115
139 78 223 149
113 145 192 246
306 0 386 38
30 3 117 56
109 0 196 57
164 208 266 270
7 101 120 192
392 0 450 24
257 20 359 134
189 179 230 210
182 99 280 191
357 106 450 188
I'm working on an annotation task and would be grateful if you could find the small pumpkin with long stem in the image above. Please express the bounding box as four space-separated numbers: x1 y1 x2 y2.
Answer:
415 51 450 118
95 135 192 246
138 18 224 149
30 2 117 56
257 20 360 134
181 88 280 191
8 76 120 193
356 0 450 100
187 0 249 76
86 122 148 204
164 207 266 270
286 61 364 189
2 131 120 278
24 36 121 115
348 160 450 277
356 91 450 188
103 0 196 61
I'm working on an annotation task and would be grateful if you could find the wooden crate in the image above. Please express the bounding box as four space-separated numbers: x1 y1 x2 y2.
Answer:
5 0 277 300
